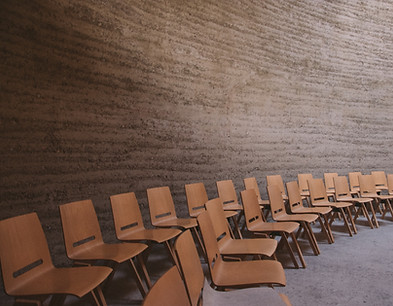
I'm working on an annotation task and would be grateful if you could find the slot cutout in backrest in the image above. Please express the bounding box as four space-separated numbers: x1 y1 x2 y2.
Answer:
13 259 43 278
73 235 95 247
192 205 205 211
249 215 259 223
217 232 227 242
314 197 325 201
156 212 171 219
120 222 138 231
223 200 234 205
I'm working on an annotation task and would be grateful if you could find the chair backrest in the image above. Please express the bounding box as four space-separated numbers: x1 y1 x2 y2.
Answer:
298 173 313 194
59 200 104 259
348 172 362 192
216 180 239 205
205 198 232 247
174 230 204 306
286 181 304 212
359 175 377 196
142 266 190 306
240 189 265 229
266 175 286 198
324 173 338 192
0 213 54 295
308 178 329 204
243 177 263 202
110 192 146 240
267 185 287 220
388 174 393 194
185 182 209 217
147 186 177 226
371 171 388 189
333 176 351 199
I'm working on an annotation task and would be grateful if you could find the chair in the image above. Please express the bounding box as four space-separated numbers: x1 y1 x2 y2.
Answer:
298 173 313 197
267 185 320 255
241 189 306 268
388 174 393 195
59 200 150 297
359 175 393 219
348 172 362 195
216 180 243 211
243 177 270 220
110 192 182 265
174 230 290 306
197 211 286 288
0 213 111 306
307 178 356 237
185 182 241 238
142 266 190 306
205 198 277 259
334 176 378 228
286 181 334 243
371 171 389 192
266 175 288 201
324 172 338 199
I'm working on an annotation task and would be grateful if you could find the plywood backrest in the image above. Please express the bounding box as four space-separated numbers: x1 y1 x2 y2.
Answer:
359 175 377 195
334 176 351 198
110 192 145 240
308 178 328 204
59 199 103 259
243 177 263 202
267 185 287 220
286 181 303 212
0 213 53 295
348 172 362 191
267 175 286 197
205 198 231 246
240 189 264 229
147 186 177 225
185 182 208 217
216 180 239 205
371 171 387 189
298 173 313 193
324 173 338 191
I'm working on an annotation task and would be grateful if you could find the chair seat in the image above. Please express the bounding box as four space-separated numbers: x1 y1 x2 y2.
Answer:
219 238 277 257
274 213 318 223
248 221 299 234
337 196 373 204
70 242 148 263
258 199 270 206
313 201 352 208
8 266 112 298
222 202 243 211
117 228 181 244
292 206 331 215
154 217 197 229
213 259 286 287
224 210 238 218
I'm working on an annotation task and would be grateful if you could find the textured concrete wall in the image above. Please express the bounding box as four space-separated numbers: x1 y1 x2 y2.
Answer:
2 0 393 269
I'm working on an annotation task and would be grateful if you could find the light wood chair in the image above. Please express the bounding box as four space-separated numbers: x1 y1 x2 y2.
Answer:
371 171 389 192
286 181 334 243
174 230 290 306
298 173 313 198
205 198 277 259
266 175 289 202
334 176 378 228
243 177 270 220
142 266 190 306
359 175 393 219
324 172 338 199
307 178 357 237
241 189 306 268
267 185 320 255
197 211 286 289
348 172 362 195
216 179 243 211
110 191 182 265
0 213 111 306
59 199 151 297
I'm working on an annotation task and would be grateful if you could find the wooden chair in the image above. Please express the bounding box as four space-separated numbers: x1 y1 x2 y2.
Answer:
216 179 243 211
185 182 241 238
371 171 389 192
240 189 306 268
348 172 362 195
174 230 290 306
324 172 338 199
0 213 111 306
110 191 182 265
266 175 289 201
59 200 151 297
142 266 190 306
298 173 313 198
359 175 393 219
205 198 277 259
334 176 378 228
286 181 334 243
243 177 270 220
267 185 320 255
307 178 357 237
197 211 286 288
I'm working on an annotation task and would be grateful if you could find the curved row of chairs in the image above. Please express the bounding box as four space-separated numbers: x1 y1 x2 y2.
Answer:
1 171 392 305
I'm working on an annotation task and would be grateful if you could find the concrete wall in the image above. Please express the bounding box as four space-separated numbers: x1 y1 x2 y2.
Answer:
2 0 393 268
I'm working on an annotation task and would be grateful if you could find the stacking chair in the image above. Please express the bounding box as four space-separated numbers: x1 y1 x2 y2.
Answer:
59 200 151 297
266 175 289 202
205 198 277 259
216 179 243 211
298 173 313 198
371 171 389 192
359 175 393 219
334 176 378 228
286 181 334 243
324 172 338 199
348 172 362 195
174 230 290 306
267 185 320 255
307 179 357 236
197 211 286 288
243 177 270 220
185 182 241 238
0 213 111 306
241 189 306 268
110 192 182 265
